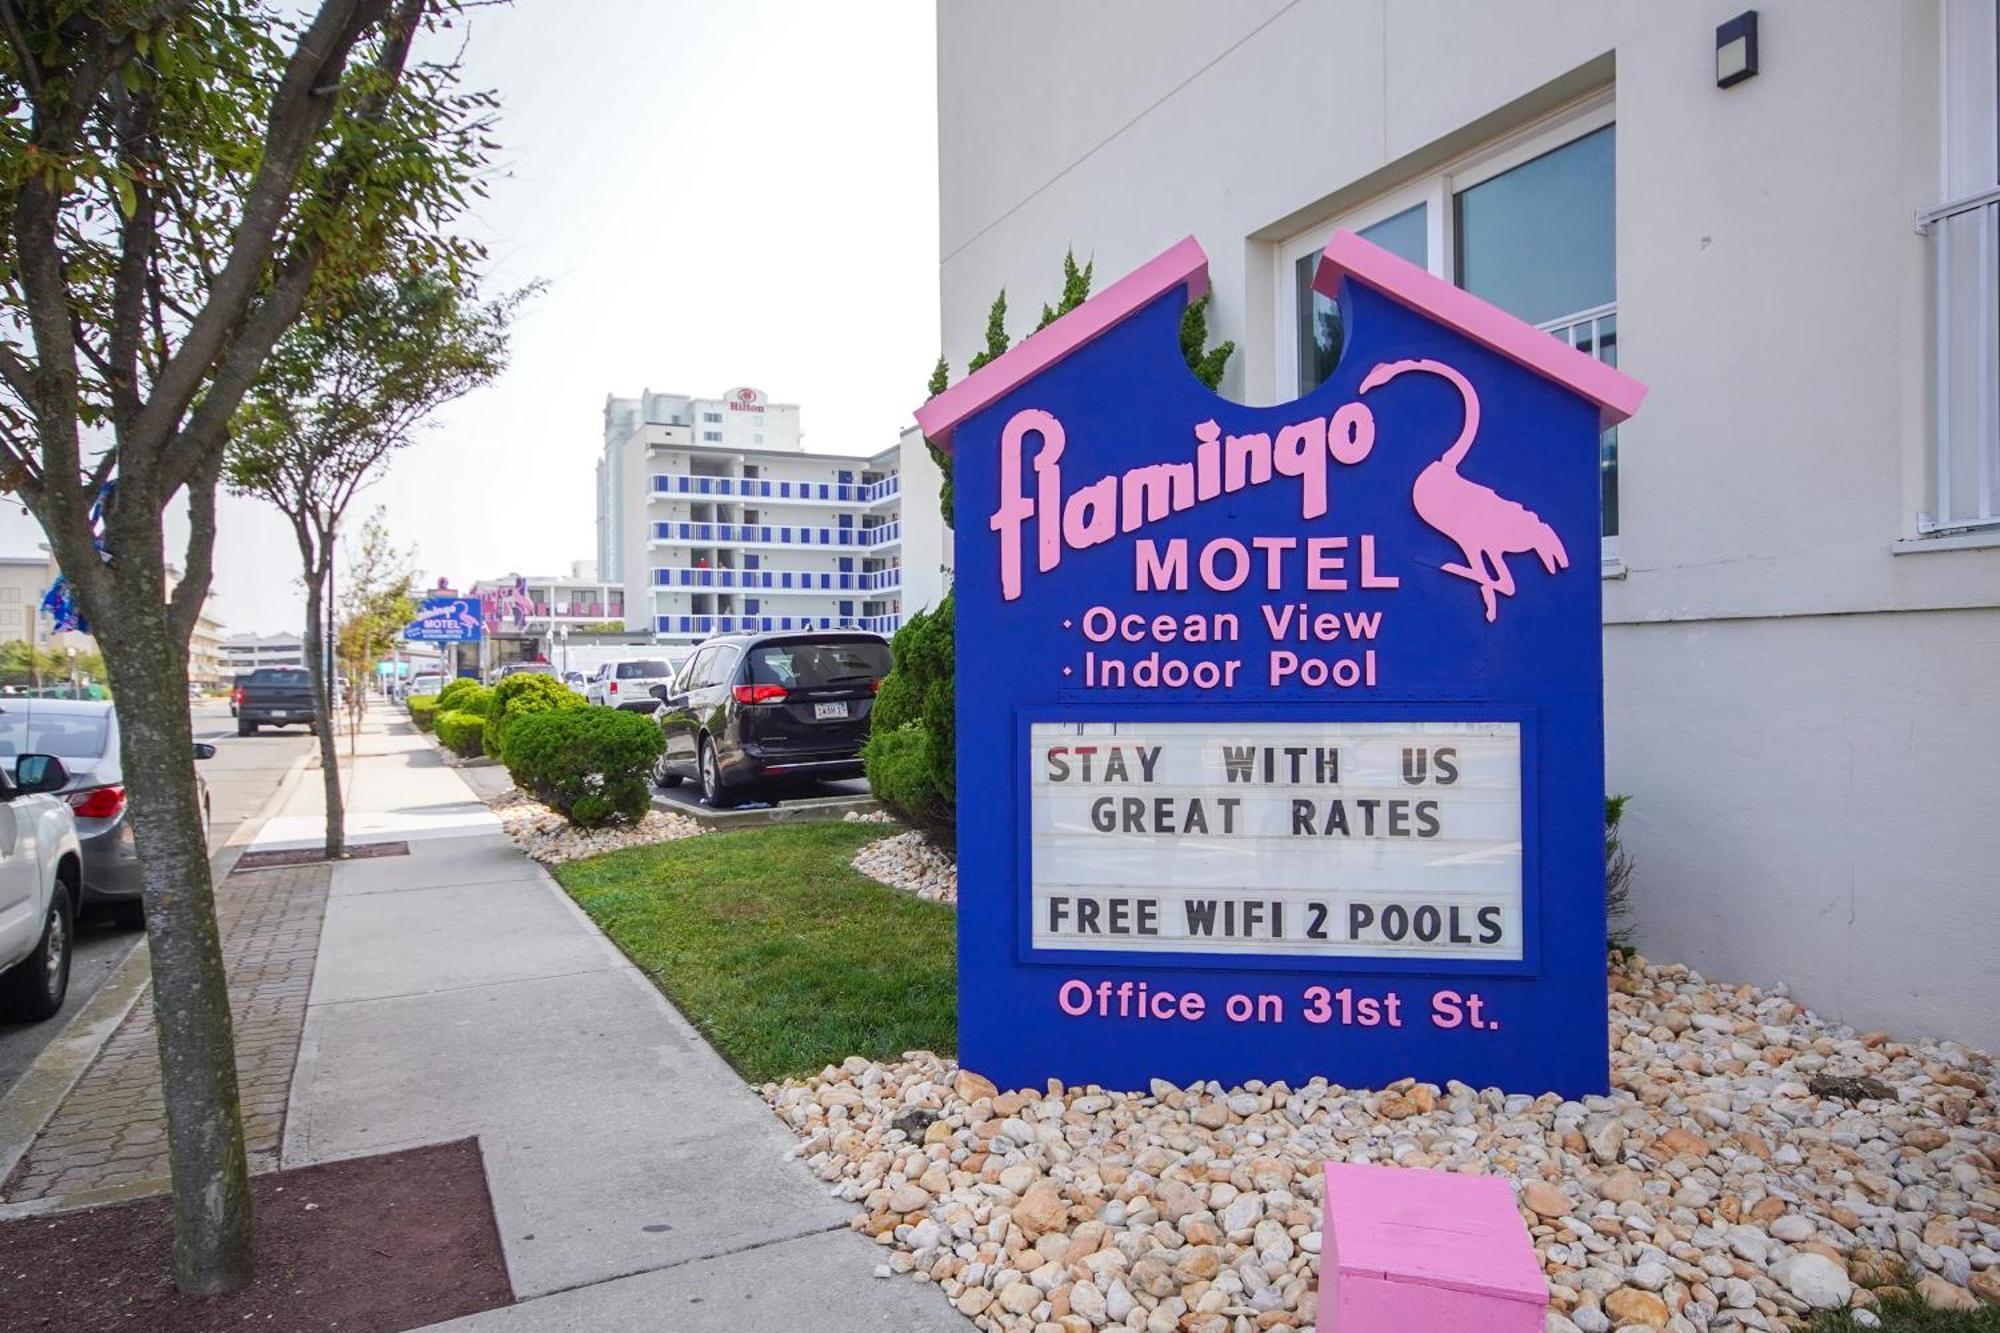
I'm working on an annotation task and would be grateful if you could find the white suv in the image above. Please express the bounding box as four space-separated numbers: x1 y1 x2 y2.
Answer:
586 658 676 712
0 751 86 1023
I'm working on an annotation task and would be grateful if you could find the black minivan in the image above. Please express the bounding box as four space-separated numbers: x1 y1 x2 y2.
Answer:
650 631 893 806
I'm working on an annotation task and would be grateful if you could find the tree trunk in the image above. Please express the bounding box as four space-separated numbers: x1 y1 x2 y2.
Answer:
302 565 344 859
100 576 253 1293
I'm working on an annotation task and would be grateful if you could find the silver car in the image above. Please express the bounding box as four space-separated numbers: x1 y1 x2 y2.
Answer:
0 700 211 926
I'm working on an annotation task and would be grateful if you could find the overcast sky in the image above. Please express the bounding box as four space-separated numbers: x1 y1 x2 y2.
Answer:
0 0 940 637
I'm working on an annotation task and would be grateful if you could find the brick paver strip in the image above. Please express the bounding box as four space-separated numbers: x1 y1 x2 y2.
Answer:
2 859 334 1203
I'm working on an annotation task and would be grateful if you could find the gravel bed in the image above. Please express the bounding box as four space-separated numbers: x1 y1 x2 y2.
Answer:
763 953 1999 1332
852 827 958 905
487 786 704 864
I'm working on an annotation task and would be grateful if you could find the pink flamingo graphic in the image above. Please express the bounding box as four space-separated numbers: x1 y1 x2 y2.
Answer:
1358 358 1568 623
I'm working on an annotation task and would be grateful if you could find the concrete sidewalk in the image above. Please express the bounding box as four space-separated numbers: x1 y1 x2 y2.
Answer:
277 713 957 1331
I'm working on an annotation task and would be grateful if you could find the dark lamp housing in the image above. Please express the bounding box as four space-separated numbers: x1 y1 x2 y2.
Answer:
1716 11 1759 88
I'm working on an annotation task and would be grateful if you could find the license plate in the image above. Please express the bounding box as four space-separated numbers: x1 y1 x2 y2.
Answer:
814 701 849 720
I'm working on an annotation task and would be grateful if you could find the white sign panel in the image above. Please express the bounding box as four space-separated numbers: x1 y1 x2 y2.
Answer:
1029 720 1523 961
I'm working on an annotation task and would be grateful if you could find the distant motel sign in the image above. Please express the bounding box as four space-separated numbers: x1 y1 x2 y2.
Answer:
402 597 483 643
919 232 1645 1098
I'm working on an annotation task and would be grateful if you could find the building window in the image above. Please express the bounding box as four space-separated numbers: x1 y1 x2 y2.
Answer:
1279 98 1619 562
0 586 18 603
1923 0 2000 534
702 430 722 443
702 411 722 423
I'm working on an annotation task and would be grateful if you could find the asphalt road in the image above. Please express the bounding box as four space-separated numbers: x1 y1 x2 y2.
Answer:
0 700 316 1098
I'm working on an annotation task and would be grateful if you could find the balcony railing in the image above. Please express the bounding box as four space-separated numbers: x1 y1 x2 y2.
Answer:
650 474 900 503
651 567 902 592
655 613 903 637
651 520 902 548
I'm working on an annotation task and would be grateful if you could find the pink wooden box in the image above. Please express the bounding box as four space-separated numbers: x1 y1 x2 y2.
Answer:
1321 1162 1547 1333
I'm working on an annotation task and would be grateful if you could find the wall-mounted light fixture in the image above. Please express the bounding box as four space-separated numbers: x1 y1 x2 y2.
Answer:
1716 11 1759 88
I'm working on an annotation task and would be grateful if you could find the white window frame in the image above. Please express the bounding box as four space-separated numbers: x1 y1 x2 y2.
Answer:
1916 0 2000 538
1272 93 1619 567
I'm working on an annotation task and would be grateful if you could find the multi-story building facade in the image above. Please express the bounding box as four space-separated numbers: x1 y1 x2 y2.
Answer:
0 555 53 648
2 552 226 685
219 632 305 675
188 603 227 689
597 387 910 646
935 1 2000 1049
469 560 625 633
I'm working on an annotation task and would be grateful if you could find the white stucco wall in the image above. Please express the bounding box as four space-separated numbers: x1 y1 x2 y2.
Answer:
898 425 955 617
935 0 2000 1047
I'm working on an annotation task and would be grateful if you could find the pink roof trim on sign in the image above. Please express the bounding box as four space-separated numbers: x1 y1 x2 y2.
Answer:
913 235 1210 452
1313 229 1646 427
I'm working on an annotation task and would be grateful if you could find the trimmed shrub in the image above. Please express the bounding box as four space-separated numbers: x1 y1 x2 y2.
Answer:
437 678 484 713
435 709 486 759
503 706 663 828
483 671 586 759
864 591 955 846
444 683 494 718
408 696 440 732
863 723 953 845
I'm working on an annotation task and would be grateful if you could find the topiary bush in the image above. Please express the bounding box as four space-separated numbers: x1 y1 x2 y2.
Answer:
408 696 440 732
437 678 484 713
503 706 663 828
444 683 493 718
864 591 956 847
435 709 486 759
483 671 586 759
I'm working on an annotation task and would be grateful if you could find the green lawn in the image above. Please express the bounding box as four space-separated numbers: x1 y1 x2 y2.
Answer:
551 821 956 1083
1808 1297 2000 1332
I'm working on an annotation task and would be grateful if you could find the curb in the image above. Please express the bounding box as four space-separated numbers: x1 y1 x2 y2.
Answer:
650 790 881 830
0 738 318 1204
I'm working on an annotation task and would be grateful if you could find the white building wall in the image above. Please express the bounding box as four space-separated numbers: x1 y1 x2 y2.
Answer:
936 0 2000 1048
897 425 954 617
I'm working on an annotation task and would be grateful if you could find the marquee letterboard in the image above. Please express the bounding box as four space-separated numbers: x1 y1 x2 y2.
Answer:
918 232 1645 1097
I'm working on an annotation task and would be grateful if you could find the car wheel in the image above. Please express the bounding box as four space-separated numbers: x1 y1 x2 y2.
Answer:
653 751 683 788
0 890 73 1022
698 738 735 809
238 720 255 736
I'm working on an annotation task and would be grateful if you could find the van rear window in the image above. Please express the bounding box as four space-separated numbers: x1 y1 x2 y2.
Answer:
748 641 891 688
615 660 670 679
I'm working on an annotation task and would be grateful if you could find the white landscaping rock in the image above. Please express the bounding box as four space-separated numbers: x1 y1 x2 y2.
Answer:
759 954 1998 1333
487 786 703 863
849 827 958 904
1771 1252 1853 1309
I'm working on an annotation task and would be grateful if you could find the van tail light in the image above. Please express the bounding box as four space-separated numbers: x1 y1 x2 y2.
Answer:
66 785 126 819
733 684 788 705
871 678 882 693
609 680 618 694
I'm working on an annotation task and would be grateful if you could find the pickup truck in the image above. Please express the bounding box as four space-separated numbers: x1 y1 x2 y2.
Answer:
236 667 319 736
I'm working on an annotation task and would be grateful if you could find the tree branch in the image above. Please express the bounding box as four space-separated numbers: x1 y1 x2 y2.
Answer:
0 1 41 99
129 0 392 454
163 0 430 493
108 81 161 433
166 450 220 645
